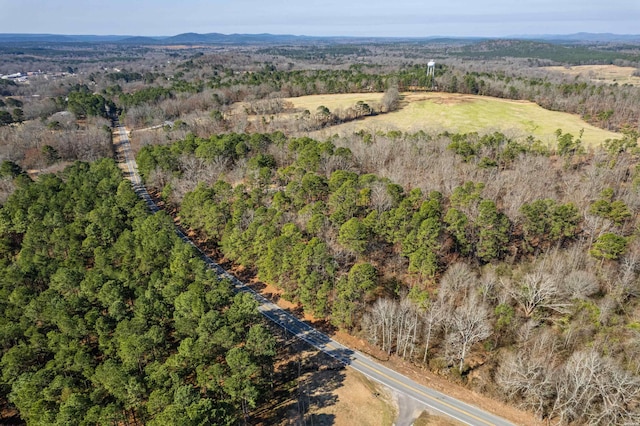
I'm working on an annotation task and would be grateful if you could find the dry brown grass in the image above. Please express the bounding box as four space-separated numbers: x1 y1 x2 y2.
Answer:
544 64 640 86
287 93 385 112
308 369 397 426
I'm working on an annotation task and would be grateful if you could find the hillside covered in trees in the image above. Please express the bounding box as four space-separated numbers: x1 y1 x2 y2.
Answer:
0 159 276 425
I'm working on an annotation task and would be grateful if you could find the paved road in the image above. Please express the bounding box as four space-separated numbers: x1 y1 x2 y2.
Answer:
114 125 515 426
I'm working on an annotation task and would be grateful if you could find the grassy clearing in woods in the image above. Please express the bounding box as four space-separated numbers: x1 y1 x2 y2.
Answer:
544 64 640 87
287 92 621 147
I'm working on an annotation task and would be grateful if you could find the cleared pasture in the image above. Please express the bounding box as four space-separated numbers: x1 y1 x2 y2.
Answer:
544 64 640 87
286 92 621 147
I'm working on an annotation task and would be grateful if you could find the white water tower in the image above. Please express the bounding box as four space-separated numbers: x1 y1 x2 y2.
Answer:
427 60 435 78
427 60 436 90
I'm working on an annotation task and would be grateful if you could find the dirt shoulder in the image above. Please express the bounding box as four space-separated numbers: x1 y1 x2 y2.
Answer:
330 330 542 426
250 326 397 426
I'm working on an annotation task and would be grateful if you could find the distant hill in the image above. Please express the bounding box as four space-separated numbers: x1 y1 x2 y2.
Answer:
118 36 165 45
0 32 342 45
514 33 640 43
0 32 639 46
0 33 143 43
162 32 348 45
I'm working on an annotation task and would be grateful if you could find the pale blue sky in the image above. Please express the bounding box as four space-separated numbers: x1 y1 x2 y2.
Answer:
1 0 638 37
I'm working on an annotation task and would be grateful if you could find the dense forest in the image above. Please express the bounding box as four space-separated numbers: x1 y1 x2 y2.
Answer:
136 126 640 424
0 159 276 425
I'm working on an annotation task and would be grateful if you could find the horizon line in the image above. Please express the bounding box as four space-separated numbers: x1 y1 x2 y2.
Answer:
1 31 640 39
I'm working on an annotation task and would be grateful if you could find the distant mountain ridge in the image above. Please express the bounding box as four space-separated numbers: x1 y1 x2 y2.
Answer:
0 32 639 45
0 33 143 43
513 32 640 43
160 32 321 44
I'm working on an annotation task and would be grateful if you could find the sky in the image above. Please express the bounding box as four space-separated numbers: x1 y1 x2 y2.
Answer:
1 0 639 37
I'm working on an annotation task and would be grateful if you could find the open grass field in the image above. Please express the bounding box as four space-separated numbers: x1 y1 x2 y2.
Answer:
288 92 386 112
544 64 640 87
286 92 621 147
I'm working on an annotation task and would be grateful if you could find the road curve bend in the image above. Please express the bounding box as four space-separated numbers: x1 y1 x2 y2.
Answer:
114 125 515 426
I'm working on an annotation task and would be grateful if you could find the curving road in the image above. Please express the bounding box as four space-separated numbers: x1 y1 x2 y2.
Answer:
114 125 515 426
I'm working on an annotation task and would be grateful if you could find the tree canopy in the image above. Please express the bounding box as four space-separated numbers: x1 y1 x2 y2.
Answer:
0 159 275 425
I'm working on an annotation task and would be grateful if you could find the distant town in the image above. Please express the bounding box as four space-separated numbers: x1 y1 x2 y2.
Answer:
1 70 74 83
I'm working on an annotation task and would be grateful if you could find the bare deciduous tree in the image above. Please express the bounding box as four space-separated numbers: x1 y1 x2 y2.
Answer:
439 262 476 309
497 330 558 418
553 349 640 425
505 269 568 319
363 297 396 355
370 181 394 212
562 269 600 300
381 86 400 112
446 294 492 371
362 295 426 361
422 299 444 363
0 177 16 204
395 296 419 359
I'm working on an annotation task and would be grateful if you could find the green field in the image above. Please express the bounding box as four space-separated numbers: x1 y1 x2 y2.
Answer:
287 93 621 147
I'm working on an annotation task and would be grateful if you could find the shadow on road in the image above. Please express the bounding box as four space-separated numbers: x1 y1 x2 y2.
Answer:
251 328 346 425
